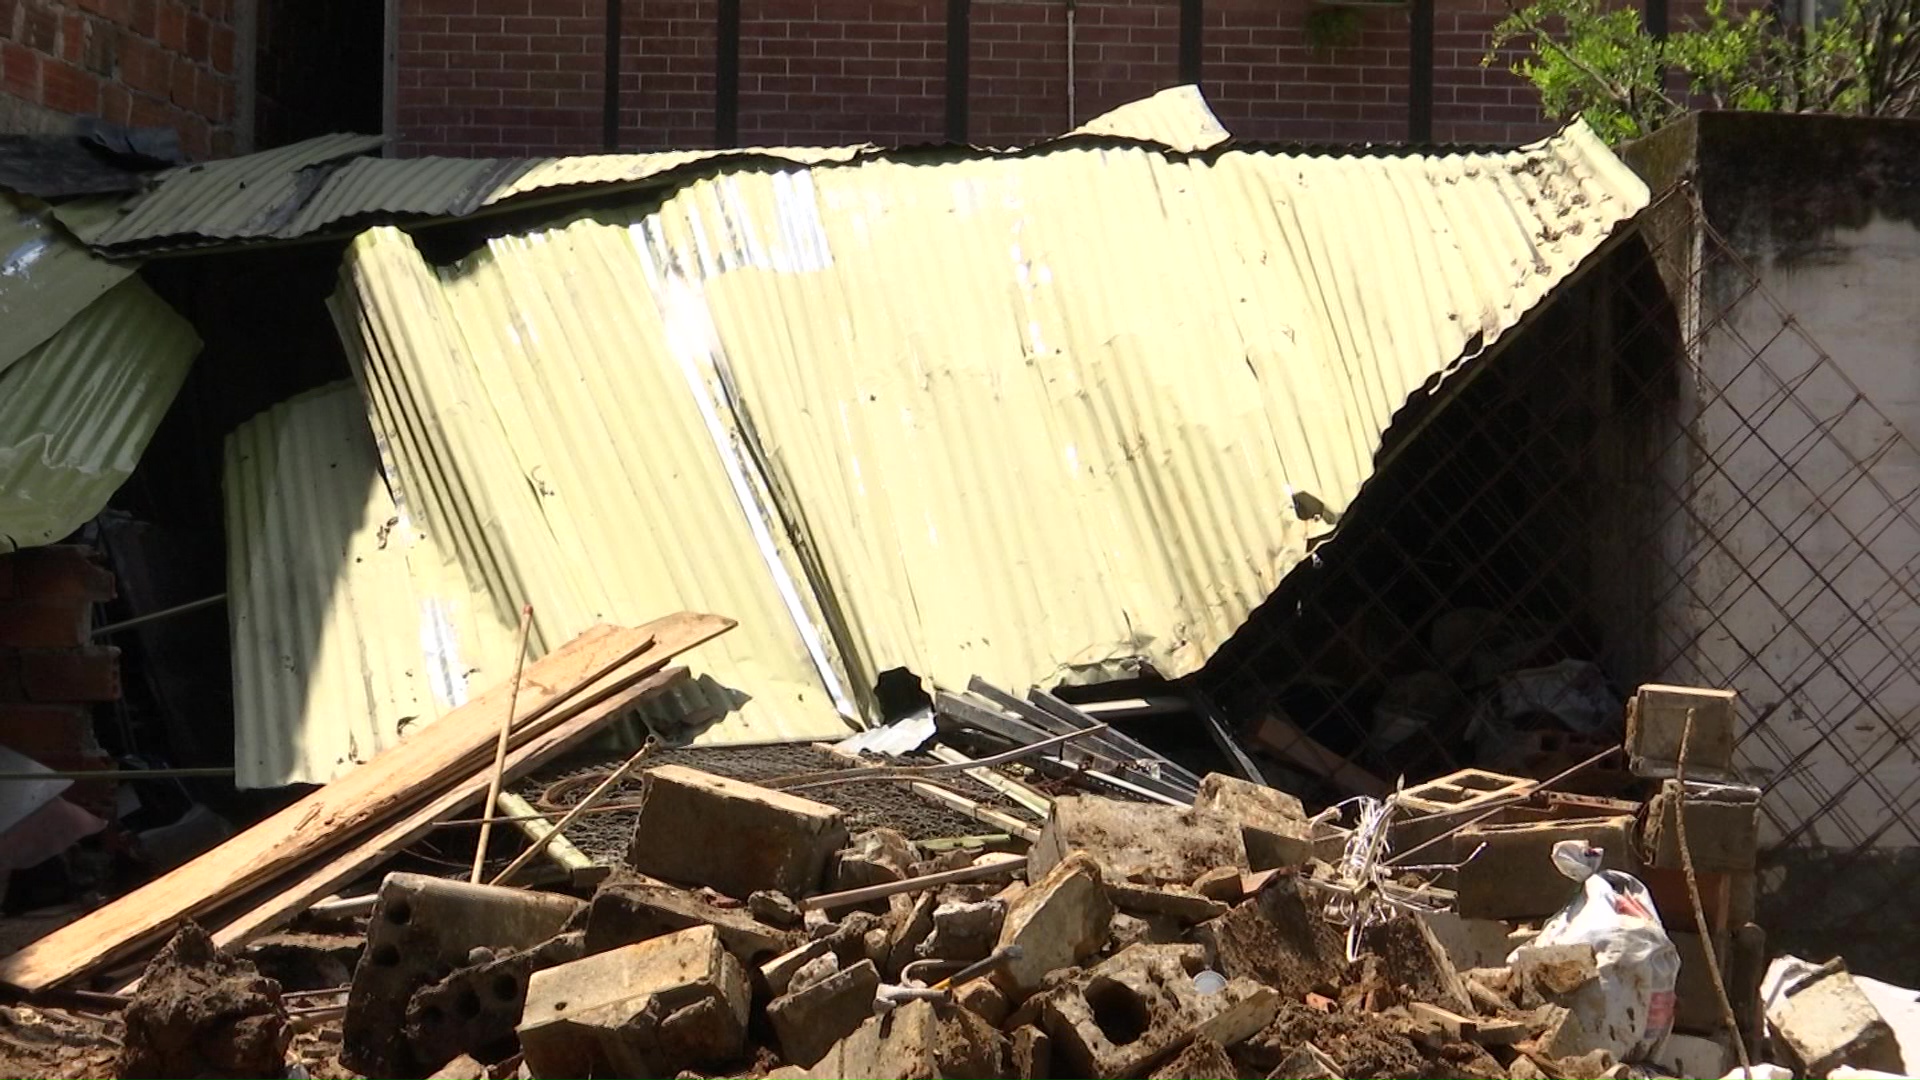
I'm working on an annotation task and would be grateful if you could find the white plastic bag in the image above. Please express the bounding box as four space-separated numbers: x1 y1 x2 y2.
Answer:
1507 839 1681 1062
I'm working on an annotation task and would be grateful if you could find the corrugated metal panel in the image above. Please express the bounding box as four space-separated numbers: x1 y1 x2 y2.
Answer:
0 193 136 377
58 133 384 248
225 383 521 787
277 155 531 238
0 277 200 549
1069 85 1230 151
477 146 866 207
329 120 1647 747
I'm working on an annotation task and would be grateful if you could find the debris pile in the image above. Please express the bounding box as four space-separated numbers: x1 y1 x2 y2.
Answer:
1 623 1911 1079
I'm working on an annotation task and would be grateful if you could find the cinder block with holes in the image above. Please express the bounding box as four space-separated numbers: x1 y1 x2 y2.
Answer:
1392 768 1532 853
342 872 586 1077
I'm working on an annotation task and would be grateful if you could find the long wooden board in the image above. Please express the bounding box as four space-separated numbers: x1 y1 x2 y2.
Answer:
210 665 692 952
0 612 732 993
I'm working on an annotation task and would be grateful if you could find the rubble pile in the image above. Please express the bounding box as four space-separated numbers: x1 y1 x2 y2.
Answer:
10 665 1915 1080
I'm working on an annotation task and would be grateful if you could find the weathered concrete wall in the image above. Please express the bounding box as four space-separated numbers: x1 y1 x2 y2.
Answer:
1627 112 1920 978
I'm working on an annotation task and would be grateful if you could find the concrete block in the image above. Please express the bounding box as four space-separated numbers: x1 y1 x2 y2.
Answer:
1420 910 1521 972
518 925 749 1079
1110 910 1188 951
767 958 881 1068
627 765 848 899
1454 817 1637 919
1192 867 1243 902
1010 1025 1050 1080
781 999 1006 1079
345 873 587 1076
1029 795 1248 890
1640 780 1759 872
1627 684 1737 779
406 931 584 1076
917 899 1004 963
831 827 919 891
1042 944 1278 1078
1194 773 1312 871
584 875 797 964
993 851 1113 999
1651 1033 1731 1079
1767 961 1904 1078
750 890 804 929
762 938 834 998
954 977 1009 1027
1107 882 1231 924
1148 1036 1237 1079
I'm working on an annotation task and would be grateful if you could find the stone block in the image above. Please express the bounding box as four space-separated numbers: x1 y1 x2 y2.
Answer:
1640 780 1760 872
1042 944 1278 1079
1107 882 1230 924
831 828 919 891
1194 773 1312 871
627 765 847 899
779 999 1006 1079
518 925 749 1079
762 938 835 998
1766 960 1904 1078
1420 910 1520 972
750 890 804 929
993 851 1113 999
918 898 1004 963
954 977 1009 1026
345 873 587 1076
1650 1033 1731 1079
1029 795 1247 890
1454 817 1637 919
1010 1025 1050 1080
1149 1036 1237 1079
584 875 797 964
1626 685 1737 779
1190 875 1346 1002
768 958 881 1068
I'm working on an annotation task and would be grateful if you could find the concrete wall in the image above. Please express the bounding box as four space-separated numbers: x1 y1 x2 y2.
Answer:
1628 112 1920 974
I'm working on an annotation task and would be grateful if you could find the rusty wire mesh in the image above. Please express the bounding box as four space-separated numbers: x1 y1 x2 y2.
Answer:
1196 188 1920 975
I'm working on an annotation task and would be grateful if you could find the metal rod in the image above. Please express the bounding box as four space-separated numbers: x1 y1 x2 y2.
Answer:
91 594 226 637
489 736 658 887
803 852 1024 911
473 603 535 884
497 790 595 878
0 767 234 781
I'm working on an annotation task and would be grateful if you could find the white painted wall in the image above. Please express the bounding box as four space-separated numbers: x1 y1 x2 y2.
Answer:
1665 214 1920 850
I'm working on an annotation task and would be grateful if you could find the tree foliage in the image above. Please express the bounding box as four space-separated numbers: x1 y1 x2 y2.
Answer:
1489 0 1920 143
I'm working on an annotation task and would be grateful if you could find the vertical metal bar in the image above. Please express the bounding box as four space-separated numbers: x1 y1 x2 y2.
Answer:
1178 0 1202 86
1408 0 1434 142
717 0 741 146
603 0 623 149
945 0 970 142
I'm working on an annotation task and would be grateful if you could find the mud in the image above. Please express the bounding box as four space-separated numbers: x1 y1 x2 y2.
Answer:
1234 1003 1428 1080
0 1006 120 1080
118 921 293 1080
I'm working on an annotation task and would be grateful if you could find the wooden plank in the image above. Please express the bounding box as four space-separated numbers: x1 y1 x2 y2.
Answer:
0 613 732 993
1249 711 1390 798
208 666 690 952
803 852 1024 911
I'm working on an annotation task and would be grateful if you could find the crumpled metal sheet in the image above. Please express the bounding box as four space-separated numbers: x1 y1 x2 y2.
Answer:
0 193 138 377
0 276 199 549
224 382 522 787
327 119 1648 746
1068 85 1230 151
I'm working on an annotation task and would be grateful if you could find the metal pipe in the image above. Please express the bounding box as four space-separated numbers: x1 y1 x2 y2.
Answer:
91 594 226 637
1066 0 1078 128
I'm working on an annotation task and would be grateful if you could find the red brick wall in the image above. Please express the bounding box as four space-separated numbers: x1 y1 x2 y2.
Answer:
0 0 239 158
393 0 1643 156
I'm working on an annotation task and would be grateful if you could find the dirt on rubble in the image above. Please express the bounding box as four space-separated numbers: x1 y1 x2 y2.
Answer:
1359 917 1460 1009
118 921 294 1079
0 1005 121 1080
1233 1002 1430 1080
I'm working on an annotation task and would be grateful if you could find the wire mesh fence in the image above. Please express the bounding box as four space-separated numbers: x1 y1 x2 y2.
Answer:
1198 187 1920 974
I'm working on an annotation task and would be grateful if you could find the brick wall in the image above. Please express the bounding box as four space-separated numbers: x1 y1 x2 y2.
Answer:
0 0 239 158
396 0 1584 156
0 547 118 819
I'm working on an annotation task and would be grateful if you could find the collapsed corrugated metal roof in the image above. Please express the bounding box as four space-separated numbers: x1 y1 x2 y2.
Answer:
322 119 1648 754
0 194 137 376
225 383 521 787
0 274 200 549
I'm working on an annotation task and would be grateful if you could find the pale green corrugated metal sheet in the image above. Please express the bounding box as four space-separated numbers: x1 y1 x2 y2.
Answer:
56 133 385 248
330 121 1648 743
225 383 521 787
1069 86 1229 151
0 193 136 377
0 276 200 549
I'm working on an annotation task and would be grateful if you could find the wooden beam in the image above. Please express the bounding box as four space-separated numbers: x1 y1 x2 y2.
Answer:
0 614 732 993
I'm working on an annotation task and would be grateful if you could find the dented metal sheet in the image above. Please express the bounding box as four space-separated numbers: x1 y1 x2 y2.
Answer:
56 133 385 248
0 192 137 377
224 383 522 787
330 120 1647 743
0 277 199 549
1068 86 1230 151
